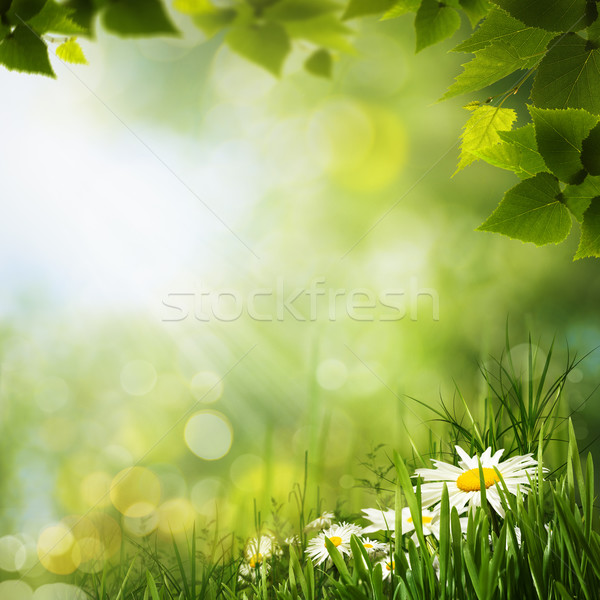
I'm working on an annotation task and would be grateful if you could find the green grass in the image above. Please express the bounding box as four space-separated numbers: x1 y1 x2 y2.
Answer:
8 337 600 599
69 425 599 600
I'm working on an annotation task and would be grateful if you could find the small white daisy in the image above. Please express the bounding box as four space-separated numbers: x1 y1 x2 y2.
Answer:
244 532 278 561
238 556 270 582
414 446 540 518
361 538 388 556
305 522 361 566
377 554 397 580
304 511 335 532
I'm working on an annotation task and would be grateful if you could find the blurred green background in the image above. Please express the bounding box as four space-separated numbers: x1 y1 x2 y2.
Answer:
0 5 599 583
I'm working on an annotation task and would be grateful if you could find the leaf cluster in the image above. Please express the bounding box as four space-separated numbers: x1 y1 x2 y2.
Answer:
0 0 177 76
0 1 496 83
442 2 600 259
4 0 600 258
173 0 487 79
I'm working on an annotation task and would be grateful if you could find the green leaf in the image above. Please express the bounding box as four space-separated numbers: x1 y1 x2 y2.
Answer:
437 484 451 592
343 0 396 20
477 172 572 245
532 33 600 114
575 197 600 258
588 16 600 44
372 563 384 600
266 0 340 21
563 175 600 220
450 509 464 584
415 0 461 52
459 0 491 27
174 0 236 38
349 535 371 583
463 546 484 600
289 547 310 600
381 0 421 20
394 451 428 550
473 143 529 176
192 10 236 39
493 0 589 32
145 571 160 600
324 537 353 583
103 0 178 37
453 7 554 55
28 1 85 35
173 0 209 11
7 0 45 21
555 582 575 600
444 8 554 99
567 418 586 502
304 48 332 78
61 0 97 34
56 38 87 63
0 24 55 76
284 14 354 53
581 122 600 175
443 37 549 100
226 21 291 76
495 123 548 177
456 104 516 172
529 106 598 184
394 484 403 544
473 127 548 179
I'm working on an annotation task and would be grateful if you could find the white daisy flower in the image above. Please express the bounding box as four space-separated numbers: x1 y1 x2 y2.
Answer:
305 522 361 566
377 552 437 581
244 532 278 561
304 511 335 532
377 554 399 580
238 556 270 582
361 538 388 556
414 446 540 518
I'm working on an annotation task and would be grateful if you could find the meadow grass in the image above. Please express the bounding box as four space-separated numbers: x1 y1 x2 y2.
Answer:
17 340 600 599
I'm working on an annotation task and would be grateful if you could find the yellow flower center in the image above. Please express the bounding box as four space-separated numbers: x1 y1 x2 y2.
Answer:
386 561 394 571
329 536 342 547
406 516 433 524
249 553 263 568
456 467 500 492
364 543 373 548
